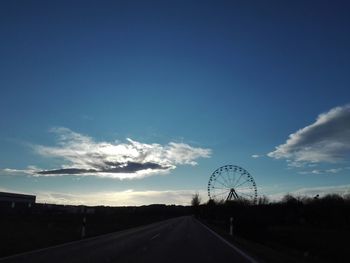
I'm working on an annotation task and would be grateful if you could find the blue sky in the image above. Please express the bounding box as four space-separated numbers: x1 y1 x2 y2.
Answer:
1 0 350 205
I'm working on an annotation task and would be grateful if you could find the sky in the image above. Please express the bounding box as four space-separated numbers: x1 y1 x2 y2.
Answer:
1 0 350 206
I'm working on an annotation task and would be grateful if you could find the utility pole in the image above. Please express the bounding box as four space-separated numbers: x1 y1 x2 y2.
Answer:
81 216 86 239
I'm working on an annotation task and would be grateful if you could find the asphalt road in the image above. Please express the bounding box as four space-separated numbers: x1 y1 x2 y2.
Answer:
0 216 257 263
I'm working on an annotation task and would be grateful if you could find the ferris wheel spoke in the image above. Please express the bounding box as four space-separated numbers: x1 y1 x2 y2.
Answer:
236 185 252 189
229 170 236 187
235 179 250 188
211 186 231 191
212 190 230 198
213 189 230 196
224 170 231 186
234 170 240 184
226 169 232 188
214 178 229 188
231 170 236 186
232 172 244 188
235 186 253 191
239 192 253 197
219 171 231 187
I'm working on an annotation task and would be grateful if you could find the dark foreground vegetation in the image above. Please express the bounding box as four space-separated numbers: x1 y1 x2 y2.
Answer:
1 194 349 262
196 194 350 263
0 203 190 258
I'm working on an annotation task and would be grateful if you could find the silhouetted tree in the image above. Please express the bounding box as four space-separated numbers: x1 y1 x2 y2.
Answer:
191 193 201 217
257 195 270 205
343 193 350 203
321 194 344 205
282 194 299 205
191 193 201 207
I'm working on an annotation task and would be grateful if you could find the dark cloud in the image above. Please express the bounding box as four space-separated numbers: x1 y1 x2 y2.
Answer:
38 168 97 175
104 162 171 173
37 162 170 175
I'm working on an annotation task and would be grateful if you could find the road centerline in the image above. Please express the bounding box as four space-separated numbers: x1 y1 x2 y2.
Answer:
150 233 160 240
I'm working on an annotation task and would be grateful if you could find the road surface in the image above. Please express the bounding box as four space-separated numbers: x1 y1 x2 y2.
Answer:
0 216 257 263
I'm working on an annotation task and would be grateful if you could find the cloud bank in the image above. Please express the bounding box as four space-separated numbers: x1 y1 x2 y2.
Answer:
6 127 211 179
251 154 261 158
298 167 350 175
268 105 350 166
35 189 207 206
268 184 350 201
0 187 207 206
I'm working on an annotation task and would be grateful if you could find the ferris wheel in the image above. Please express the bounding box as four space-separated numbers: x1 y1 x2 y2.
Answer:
208 165 257 204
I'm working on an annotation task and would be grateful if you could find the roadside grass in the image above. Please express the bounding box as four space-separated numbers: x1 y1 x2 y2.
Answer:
0 204 190 258
199 218 325 263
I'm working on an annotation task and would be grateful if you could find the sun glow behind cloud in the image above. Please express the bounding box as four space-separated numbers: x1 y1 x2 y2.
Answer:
4 127 211 179
0 186 207 206
35 189 208 206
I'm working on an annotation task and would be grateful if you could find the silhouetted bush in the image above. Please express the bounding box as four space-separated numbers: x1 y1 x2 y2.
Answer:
200 194 350 262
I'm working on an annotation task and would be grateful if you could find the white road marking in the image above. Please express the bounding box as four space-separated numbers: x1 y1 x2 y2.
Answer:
150 233 160 240
195 218 259 263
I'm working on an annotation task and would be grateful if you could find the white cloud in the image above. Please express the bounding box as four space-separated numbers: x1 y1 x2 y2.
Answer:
293 184 350 196
298 166 349 175
5 127 211 179
3 167 36 175
251 154 260 158
268 104 350 166
326 168 343 173
298 169 322 175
